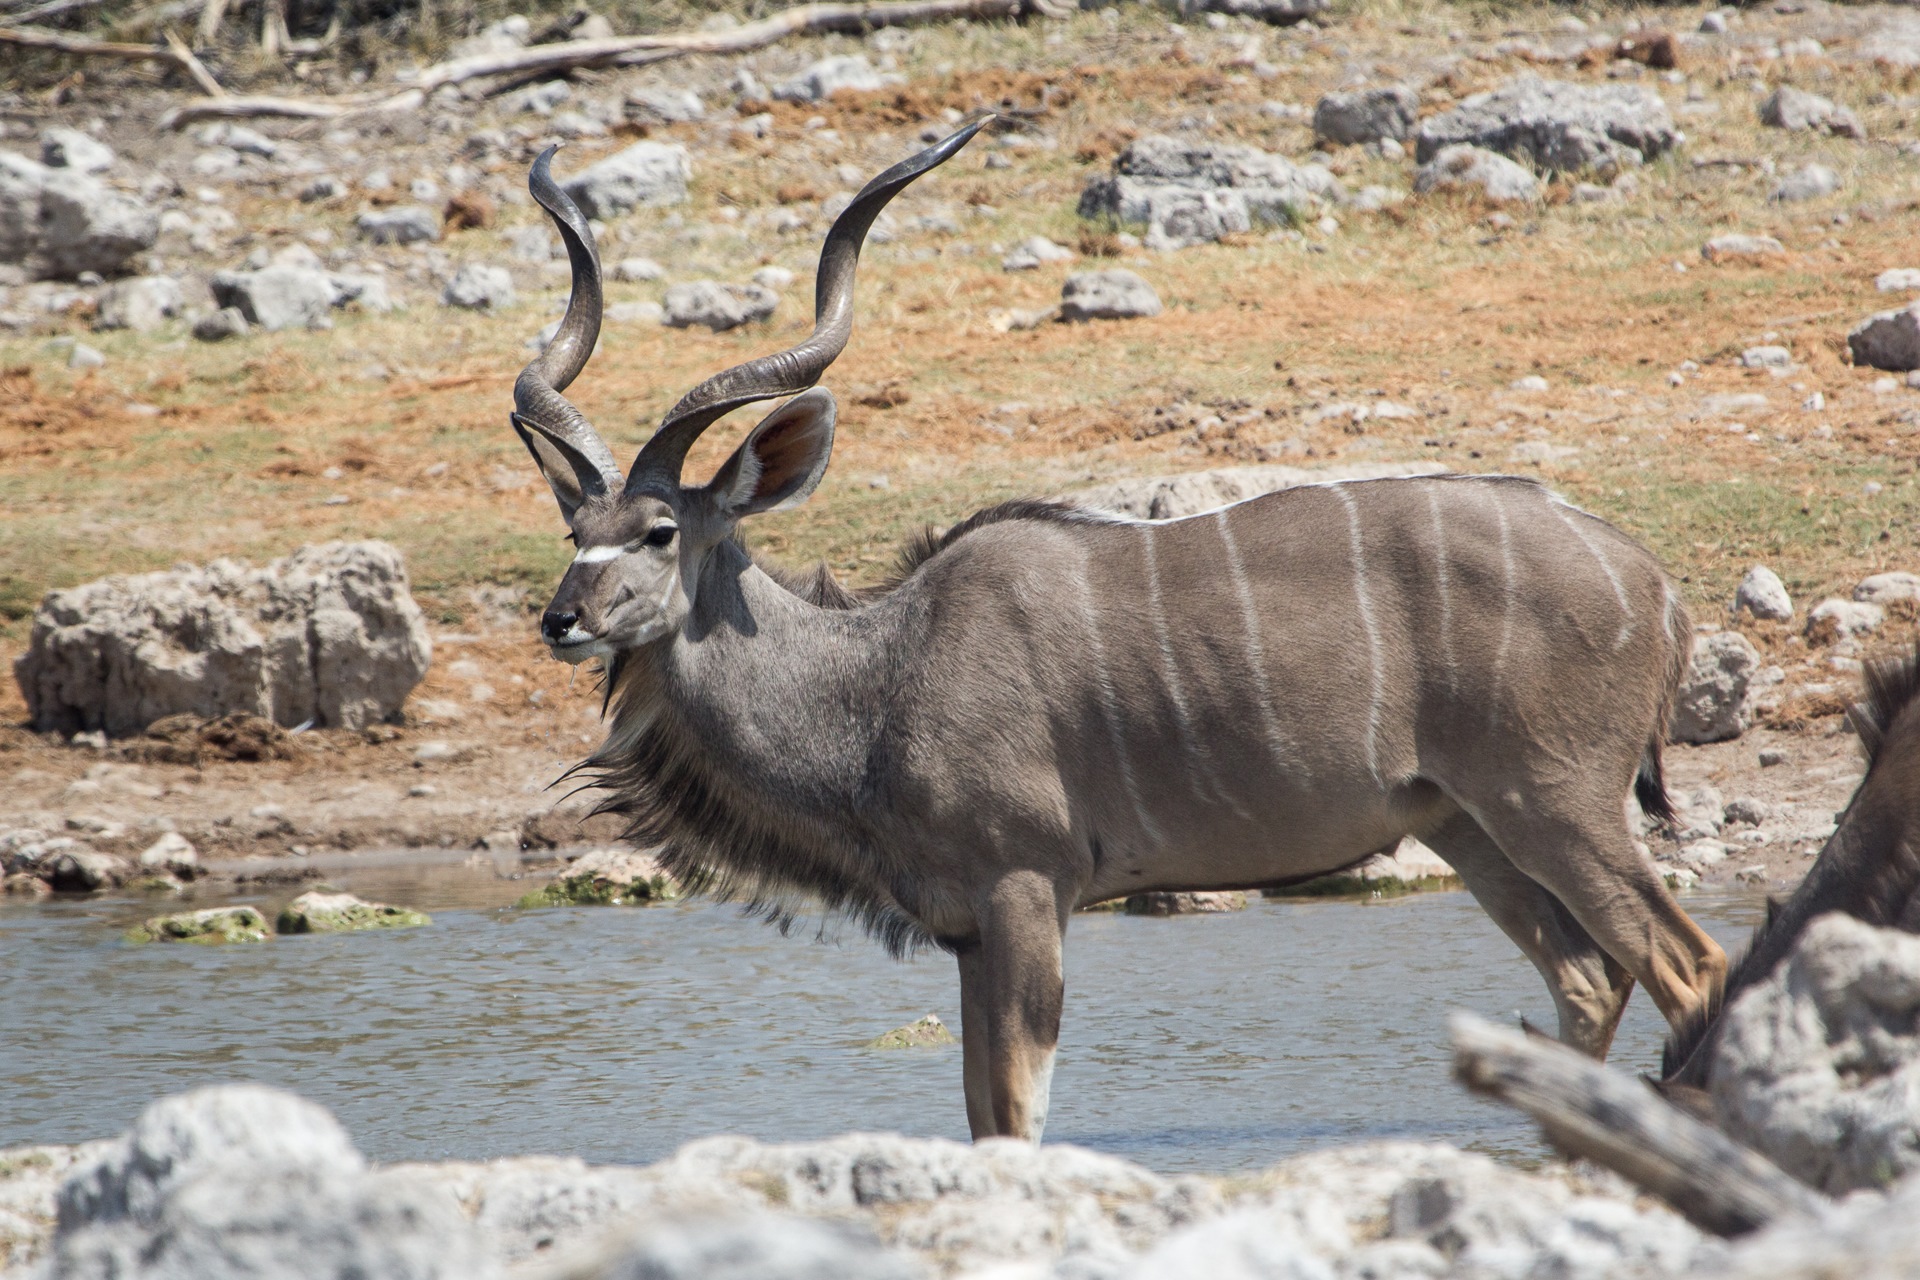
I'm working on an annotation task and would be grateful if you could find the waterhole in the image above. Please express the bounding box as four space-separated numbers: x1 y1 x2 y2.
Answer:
0 862 1762 1172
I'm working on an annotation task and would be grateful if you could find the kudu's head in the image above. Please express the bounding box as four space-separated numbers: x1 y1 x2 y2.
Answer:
510 123 984 664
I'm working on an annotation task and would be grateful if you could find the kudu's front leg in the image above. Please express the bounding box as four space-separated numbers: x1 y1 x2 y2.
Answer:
956 870 1067 1141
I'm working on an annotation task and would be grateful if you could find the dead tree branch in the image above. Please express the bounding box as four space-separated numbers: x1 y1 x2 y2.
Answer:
0 22 177 58
154 0 1040 126
1449 1012 1823 1238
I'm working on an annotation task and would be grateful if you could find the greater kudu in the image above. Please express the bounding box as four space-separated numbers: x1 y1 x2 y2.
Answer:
510 124 1726 1141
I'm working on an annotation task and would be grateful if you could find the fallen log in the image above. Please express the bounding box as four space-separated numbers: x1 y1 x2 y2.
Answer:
1449 1011 1823 1237
152 0 1047 127
158 92 370 128
0 22 177 58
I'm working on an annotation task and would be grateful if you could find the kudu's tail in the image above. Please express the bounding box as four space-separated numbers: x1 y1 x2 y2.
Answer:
1637 585 1694 827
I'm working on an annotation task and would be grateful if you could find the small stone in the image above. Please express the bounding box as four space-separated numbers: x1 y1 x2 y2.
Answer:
772 55 896 103
41 127 115 173
139 831 200 879
1770 163 1841 203
1735 565 1793 620
1413 144 1539 203
1878 268 1920 293
353 206 440 246
1001 234 1075 272
276 890 431 934
866 1013 957 1049
1509 374 1549 392
1758 86 1862 137
299 175 345 202
441 262 515 310
1759 748 1789 767
46 848 131 892
1854 572 1920 604
663 280 778 331
625 87 705 124
191 307 248 341
67 342 104 370
560 141 691 219
1059 269 1162 321
612 256 663 282
1700 11 1728 33
127 906 271 944
1702 233 1785 262
1313 84 1420 146
606 300 664 324
209 264 335 331
751 264 797 290
1848 303 1920 372
1806 597 1885 643
95 275 183 332
1741 345 1793 369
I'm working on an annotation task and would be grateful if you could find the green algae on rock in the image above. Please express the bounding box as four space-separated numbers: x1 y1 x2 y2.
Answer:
866 1014 958 1049
275 890 430 934
126 906 271 945
514 848 679 908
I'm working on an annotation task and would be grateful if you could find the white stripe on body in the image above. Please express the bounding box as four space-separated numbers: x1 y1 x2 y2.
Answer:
1425 482 1458 692
1336 487 1387 783
1068 553 1165 850
1490 497 1517 705
1213 508 1296 771
1550 497 1635 648
1138 527 1253 821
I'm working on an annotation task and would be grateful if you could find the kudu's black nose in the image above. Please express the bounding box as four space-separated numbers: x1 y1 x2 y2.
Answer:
541 611 579 643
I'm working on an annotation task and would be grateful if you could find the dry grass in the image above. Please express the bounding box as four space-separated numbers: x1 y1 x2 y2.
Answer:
4 0 1919 693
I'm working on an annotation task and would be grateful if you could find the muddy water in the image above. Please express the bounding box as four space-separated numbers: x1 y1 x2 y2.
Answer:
0 864 1764 1173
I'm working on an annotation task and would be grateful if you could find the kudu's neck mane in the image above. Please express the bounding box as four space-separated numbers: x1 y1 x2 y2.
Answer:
1662 639 1920 1083
579 498 1110 955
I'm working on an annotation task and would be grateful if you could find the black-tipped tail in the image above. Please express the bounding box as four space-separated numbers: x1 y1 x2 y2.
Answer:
1636 738 1676 827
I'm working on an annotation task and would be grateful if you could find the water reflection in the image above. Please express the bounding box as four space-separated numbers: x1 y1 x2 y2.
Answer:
0 866 1763 1173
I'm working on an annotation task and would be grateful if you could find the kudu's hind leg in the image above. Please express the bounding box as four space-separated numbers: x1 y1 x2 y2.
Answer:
1470 796 1726 1035
1423 812 1635 1058
955 870 1066 1141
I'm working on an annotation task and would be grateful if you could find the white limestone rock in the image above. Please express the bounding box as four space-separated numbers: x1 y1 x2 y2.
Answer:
1735 565 1794 621
14 541 432 736
560 141 691 218
1671 631 1762 743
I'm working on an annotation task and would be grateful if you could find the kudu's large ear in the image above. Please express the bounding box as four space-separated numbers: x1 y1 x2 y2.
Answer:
513 412 612 525
707 388 837 518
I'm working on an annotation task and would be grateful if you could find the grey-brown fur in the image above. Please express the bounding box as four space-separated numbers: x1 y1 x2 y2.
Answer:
508 128 1729 1142
1663 639 1920 1089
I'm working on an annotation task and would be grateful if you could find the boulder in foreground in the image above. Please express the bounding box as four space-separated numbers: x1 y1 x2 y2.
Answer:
1713 914 1920 1194
14 541 432 737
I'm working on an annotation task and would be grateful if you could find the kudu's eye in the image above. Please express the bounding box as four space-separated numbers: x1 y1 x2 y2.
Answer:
643 524 677 548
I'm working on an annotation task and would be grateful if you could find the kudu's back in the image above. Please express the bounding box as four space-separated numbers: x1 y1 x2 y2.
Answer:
879 473 1689 908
